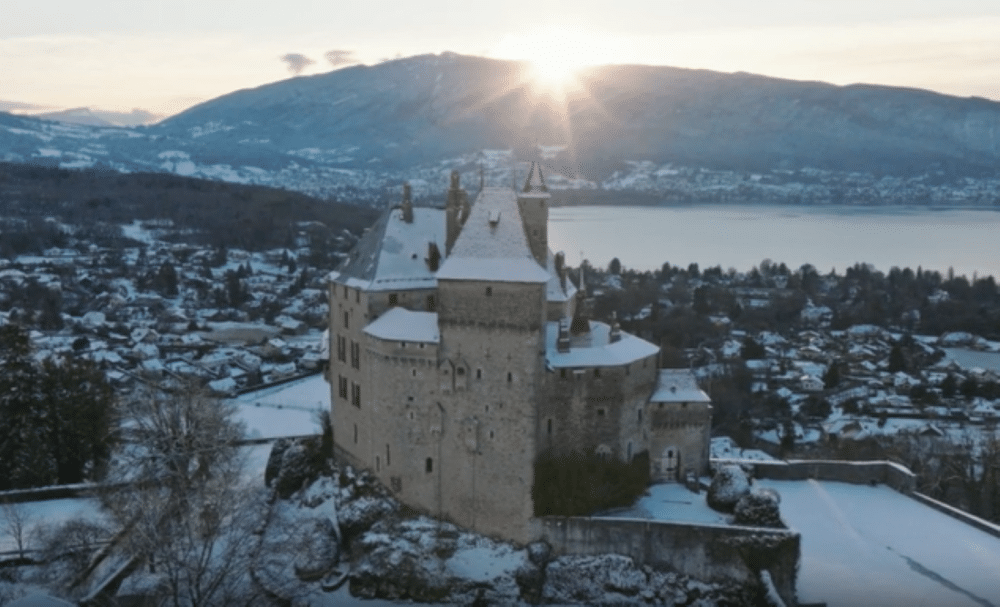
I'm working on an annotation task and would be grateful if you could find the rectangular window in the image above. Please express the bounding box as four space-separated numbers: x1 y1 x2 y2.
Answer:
425 457 433 473
343 285 348 299
351 382 361 407
337 335 347 362
343 310 349 329
388 293 398 306
353 423 358 443
426 295 436 311
338 375 348 399
351 341 360 369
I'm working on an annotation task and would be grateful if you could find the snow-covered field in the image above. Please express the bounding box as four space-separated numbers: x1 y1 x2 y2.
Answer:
756 479 1000 607
233 374 328 440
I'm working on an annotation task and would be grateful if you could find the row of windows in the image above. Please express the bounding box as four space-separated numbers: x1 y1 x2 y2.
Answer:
337 375 361 407
335 335 361 369
558 363 642 379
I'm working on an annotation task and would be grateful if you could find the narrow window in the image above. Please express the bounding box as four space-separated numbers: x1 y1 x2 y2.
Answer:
408 410 415 421
426 295 436 311
638 408 643 423
353 423 358 444
386 444 391 467
425 457 433 473
343 285 348 299
594 368 601 378
338 375 348 399
627 442 633 461
343 311 349 329
476 368 482 379
597 408 605 417
412 368 417 377
560 368 566 379
376 455 380 472
489 430 495 440
547 418 552 435
507 372 512 383
388 293 398 306
485 286 492 297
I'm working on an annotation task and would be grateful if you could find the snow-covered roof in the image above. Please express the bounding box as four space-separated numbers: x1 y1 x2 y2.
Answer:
437 188 549 284
364 308 440 344
332 206 445 292
650 369 711 403
544 320 658 368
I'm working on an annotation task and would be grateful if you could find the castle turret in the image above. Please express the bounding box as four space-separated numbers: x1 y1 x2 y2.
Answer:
517 161 551 267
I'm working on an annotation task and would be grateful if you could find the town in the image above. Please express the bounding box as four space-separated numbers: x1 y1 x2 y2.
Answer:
3 165 1000 605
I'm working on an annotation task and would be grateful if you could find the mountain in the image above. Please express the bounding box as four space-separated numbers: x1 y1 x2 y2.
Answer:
36 107 118 127
2 53 999 206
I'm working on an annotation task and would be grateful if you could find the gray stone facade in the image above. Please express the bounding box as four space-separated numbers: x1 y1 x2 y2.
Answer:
327 167 711 543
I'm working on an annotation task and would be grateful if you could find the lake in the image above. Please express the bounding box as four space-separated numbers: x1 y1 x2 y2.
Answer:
548 204 1000 279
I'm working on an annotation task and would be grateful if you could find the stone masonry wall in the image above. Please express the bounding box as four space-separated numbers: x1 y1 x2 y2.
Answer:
539 516 800 606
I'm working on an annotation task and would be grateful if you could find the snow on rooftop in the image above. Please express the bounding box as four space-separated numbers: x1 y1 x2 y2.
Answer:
363 308 439 343
757 479 1000 607
544 320 658 368
437 187 549 284
651 369 711 403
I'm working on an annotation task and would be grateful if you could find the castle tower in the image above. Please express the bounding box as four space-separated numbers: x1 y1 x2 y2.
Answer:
517 161 551 267
434 187 551 542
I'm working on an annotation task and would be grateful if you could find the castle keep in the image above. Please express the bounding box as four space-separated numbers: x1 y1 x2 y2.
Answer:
327 166 711 542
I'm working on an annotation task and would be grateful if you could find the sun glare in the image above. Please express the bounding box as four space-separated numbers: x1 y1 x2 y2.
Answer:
495 28 611 90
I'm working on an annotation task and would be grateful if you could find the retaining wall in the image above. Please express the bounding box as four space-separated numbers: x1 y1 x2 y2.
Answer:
539 516 800 606
715 458 917 493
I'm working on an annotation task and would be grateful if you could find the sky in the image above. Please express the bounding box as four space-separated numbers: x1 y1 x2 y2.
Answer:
3 0 1000 119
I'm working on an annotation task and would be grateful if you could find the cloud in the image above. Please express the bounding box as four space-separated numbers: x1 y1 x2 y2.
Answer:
0 99 50 113
324 49 356 67
280 53 315 75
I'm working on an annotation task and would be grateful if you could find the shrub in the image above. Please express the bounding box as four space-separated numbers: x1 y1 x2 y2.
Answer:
533 450 649 516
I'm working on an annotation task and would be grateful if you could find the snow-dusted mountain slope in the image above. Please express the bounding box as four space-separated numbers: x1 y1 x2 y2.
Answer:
4 52 1000 206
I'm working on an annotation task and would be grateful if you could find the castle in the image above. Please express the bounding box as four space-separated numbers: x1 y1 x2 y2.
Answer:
327 165 711 542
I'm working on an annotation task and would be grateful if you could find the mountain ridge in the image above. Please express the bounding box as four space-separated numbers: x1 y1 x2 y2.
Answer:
2 53 999 205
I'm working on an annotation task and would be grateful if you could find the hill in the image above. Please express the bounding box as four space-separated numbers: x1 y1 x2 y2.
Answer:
2 53 999 205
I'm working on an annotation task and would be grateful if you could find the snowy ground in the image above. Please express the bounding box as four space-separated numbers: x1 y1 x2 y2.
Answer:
599 482 728 525
756 479 1000 607
232 374 328 440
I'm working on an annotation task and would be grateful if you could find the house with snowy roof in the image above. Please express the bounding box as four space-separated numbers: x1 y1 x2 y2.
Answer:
326 167 711 542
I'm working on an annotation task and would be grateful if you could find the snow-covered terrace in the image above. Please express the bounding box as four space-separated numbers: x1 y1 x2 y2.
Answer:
756 479 1000 607
544 320 658 368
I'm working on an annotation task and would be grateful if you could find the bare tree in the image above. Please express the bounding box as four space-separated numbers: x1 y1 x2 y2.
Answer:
324 49 356 67
102 387 268 606
1 500 34 559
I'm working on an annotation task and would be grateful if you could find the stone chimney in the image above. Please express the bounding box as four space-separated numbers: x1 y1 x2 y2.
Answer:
555 251 566 291
609 311 622 344
445 171 468 256
401 183 413 223
557 317 571 353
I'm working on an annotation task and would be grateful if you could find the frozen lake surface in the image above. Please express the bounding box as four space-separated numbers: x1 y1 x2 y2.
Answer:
549 204 1000 279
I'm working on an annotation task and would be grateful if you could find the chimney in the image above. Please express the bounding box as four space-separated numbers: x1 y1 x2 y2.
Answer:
555 252 566 291
609 311 621 344
401 183 413 223
557 317 571 353
445 171 467 255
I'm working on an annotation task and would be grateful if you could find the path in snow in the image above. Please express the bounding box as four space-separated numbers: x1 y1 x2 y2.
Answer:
757 479 1000 607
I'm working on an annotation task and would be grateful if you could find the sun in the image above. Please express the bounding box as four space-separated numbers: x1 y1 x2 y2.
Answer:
494 28 610 91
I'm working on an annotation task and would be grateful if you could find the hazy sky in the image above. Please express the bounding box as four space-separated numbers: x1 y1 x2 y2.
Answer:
3 0 999 117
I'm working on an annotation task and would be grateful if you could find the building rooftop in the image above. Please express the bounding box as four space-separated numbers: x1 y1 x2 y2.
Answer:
437 187 550 284
330 206 445 292
364 307 440 344
650 369 712 403
544 320 659 368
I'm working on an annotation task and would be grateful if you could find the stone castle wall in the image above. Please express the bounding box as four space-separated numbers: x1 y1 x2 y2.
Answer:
539 516 800 606
649 402 712 480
